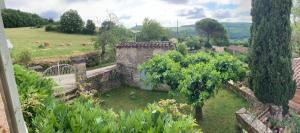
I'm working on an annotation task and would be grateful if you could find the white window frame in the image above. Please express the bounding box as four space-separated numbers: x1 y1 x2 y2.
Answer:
0 4 28 133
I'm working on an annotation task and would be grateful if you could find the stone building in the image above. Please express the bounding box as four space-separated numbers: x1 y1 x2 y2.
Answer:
116 41 175 90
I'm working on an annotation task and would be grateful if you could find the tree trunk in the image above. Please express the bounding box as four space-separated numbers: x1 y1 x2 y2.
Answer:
100 44 106 60
195 105 203 123
207 33 210 45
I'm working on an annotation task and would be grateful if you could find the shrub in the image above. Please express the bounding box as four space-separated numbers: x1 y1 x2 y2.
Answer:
1 9 48 28
45 24 61 32
14 65 55 130
60 10 84 33
85 52 101 68
33 98 201 133
15 50 32 65
176 43 188 55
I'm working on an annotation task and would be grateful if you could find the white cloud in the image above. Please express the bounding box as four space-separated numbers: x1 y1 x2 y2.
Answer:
4 0 252 27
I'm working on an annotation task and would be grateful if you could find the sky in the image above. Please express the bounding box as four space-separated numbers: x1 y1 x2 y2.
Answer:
5 0 252 28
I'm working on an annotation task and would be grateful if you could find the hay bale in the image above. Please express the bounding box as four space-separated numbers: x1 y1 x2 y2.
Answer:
44 42 50 47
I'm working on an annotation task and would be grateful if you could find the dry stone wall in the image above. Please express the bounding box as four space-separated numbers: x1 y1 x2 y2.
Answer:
116 42 175 90
86 65 120 93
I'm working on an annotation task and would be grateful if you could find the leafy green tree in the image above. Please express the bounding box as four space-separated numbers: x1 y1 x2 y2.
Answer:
177 43 188 55
140 51 246 122
95 21 133 60
82 19 96 34
1 9 48 28
195 18 229 48
249 0 295 113
185 36 203 50
60 9 84 33
137 18 170 41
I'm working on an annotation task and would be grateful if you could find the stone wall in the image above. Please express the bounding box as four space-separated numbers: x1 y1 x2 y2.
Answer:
227 81 264 108
116 42 175 90
86 65 120 93
236 108 272 133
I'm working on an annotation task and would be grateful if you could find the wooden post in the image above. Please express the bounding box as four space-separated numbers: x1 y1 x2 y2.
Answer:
0 8 28 133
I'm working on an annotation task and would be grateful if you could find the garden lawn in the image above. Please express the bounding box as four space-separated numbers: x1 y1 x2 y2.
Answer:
100 86 249 133
5 27 96 60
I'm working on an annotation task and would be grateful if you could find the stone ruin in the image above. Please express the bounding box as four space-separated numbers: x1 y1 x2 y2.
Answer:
116 41 176 90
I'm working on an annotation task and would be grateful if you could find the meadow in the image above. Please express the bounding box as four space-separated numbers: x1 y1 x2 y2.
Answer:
5 27 96 60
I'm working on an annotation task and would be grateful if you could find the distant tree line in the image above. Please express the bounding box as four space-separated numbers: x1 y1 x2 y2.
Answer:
46 9 96 35
1 9 50 28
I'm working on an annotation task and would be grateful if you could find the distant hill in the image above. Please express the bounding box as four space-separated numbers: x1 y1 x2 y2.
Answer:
131 22 251 41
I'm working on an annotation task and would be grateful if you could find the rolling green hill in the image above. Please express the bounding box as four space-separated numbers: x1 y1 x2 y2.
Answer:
132 22 251 41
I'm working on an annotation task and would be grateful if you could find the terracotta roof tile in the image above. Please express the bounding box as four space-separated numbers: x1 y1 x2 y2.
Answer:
117 41 175 49
293 58 300 89
227 45 249 53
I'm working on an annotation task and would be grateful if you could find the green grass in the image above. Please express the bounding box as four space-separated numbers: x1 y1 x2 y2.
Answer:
99 86 185 112
200 89 249 133
99 87 249 133
5 27 96 59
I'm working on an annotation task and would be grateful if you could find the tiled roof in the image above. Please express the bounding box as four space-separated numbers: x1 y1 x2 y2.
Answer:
227 45 249 53
291 58 300 114
293 58 300 89
117 41 175 48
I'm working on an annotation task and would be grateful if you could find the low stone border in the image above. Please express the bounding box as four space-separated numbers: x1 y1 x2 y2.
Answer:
86 65 121 93
227 81 264 108
236 108 273 133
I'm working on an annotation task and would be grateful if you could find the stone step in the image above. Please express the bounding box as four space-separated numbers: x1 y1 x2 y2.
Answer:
53 85 77 97
62 93 79 102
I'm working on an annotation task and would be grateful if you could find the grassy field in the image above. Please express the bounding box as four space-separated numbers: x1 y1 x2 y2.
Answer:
99 87 249 133
5 27 96 60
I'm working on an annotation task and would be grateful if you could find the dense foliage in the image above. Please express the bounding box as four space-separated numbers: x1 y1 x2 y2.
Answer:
95 21 134 60
140 51 246 121
60 10 84 33
249 0 296 113
14 65 55 130
1 9 48 28
195 18 229 48
184 36 203 50
15 50 32 65
82 19 96 34
137 18 171 41
176 43 188 55
33 98 201 133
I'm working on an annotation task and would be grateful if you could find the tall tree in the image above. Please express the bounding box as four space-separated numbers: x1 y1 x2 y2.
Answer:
249 0 296 114
95 21 133 60
140 52 246 122
60 10 84 33
195 18 228 48
83 19 96 34
137 18 170 41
